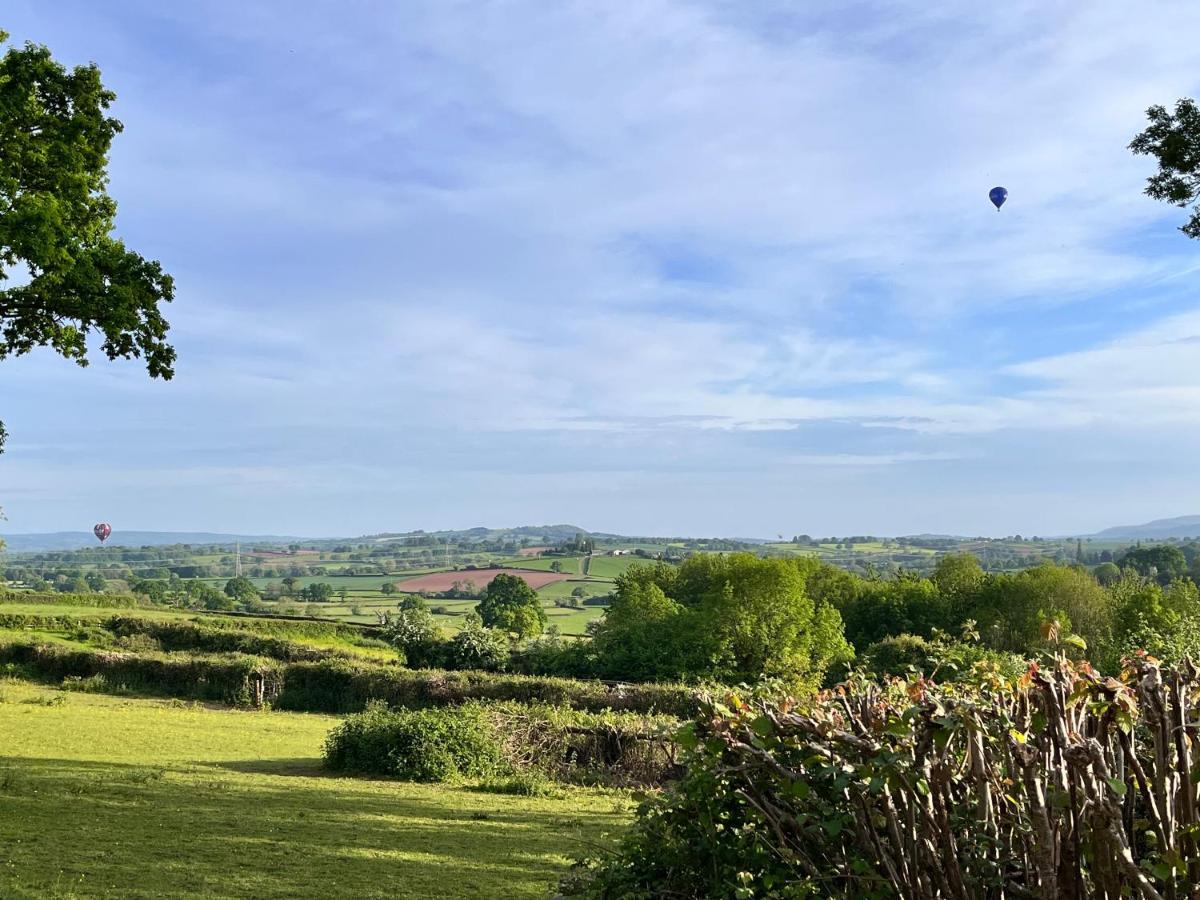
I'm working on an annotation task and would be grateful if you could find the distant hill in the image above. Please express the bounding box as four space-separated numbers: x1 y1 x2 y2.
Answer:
367 524 596 545
1091 516 1200 540
0 531 308 553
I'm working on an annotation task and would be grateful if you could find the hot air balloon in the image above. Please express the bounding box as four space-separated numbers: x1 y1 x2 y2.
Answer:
989 186 1008 211
93 523 112 544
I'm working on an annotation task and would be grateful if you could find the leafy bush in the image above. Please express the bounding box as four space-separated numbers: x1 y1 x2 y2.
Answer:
564 654 1200 898
323 699 677 786
323 702 502 782
860 631 1023 682
446 615 508 671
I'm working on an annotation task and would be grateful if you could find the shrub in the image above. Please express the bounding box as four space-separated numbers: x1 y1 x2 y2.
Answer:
860 632 1023 683
446 616 508 671
323 702 502 782
563 654 1200 898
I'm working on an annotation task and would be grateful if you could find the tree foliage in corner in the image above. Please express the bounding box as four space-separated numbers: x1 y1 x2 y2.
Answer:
1131 97 1200 239
0 30 175 452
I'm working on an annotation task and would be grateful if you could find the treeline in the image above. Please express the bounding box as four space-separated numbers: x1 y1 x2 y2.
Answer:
809 550 1200 674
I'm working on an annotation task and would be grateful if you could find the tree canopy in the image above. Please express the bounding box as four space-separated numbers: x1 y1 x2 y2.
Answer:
1131 97 1200 239
475 573 546 638
0 31 175 452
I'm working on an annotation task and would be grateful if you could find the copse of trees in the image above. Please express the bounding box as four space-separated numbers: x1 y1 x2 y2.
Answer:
588 554 852 688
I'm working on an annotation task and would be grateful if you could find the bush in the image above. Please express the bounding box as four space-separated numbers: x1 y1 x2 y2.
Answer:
563 655 1200 898
860 632 1023 682
446 616 508 671
323 702 502 782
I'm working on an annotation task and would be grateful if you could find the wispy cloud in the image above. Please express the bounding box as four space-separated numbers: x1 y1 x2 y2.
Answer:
3 0 1200 536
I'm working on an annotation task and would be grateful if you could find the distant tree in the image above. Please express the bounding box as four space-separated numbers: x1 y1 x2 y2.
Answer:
570 586 587 599
223 575 259 602
300 582 334 603
84 571 107 592
281 576 298 595
0 32 175 456
1118 545 1188 586
476 573 546 638
59 574 90 594
398 593 428 612
1130 98 1200 238
1094 562 1122 587
549 560 563 574
381 582 398 596
132 578 168 603
967 564 1114 655
931 553 985 603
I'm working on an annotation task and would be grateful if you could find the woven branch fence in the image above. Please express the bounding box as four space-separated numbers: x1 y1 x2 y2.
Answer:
701 655 1200 898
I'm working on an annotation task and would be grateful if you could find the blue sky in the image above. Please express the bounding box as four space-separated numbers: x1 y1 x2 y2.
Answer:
2 0 1200 538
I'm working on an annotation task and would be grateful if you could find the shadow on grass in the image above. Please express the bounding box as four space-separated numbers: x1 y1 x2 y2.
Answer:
209 757 328 777
0 756 624 899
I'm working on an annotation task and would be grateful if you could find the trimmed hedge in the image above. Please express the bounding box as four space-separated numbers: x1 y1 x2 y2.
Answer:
0 641 699 717
103 617 352 662
0 612 117 631
275 659 698 716
0 642 280 705
0 591 143 608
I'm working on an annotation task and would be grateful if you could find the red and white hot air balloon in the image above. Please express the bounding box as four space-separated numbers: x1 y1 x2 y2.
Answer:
93 523 112 544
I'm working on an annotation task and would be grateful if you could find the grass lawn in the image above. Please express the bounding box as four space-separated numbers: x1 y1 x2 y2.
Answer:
0 681 631 899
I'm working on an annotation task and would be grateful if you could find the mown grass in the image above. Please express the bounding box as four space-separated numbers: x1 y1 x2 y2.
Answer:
0 680 632 899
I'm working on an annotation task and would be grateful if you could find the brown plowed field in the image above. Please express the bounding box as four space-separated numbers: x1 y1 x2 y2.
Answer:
397 567 569 593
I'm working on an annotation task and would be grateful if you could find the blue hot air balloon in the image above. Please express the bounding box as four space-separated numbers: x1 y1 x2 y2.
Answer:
989 186 1008 211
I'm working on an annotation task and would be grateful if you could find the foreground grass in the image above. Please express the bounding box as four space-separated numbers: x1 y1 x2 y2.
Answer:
0 681 631 899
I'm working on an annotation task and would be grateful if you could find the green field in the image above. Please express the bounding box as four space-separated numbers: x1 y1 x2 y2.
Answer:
0 680 632 899
507 557 582 575
584 556 649 578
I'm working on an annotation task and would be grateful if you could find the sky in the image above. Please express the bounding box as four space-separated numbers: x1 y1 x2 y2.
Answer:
2 0 1200 539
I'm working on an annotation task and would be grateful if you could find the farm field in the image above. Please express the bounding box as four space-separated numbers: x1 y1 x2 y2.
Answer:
395 568 570 594
507 556 582 575
585 556 649 578
0 680 633 899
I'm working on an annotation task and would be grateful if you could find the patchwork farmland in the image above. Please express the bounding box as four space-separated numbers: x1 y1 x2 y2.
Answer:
395 567 571 593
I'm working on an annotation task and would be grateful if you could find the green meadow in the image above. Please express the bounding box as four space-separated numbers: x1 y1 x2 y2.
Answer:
0 680 632 899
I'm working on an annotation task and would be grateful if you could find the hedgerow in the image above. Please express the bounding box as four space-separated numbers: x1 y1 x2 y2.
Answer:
0 640 698 716
0 591 143 609
562 651 1200 898
0 642 280 705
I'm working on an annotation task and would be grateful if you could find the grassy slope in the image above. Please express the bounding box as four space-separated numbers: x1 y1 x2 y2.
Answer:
0 681 630 899
584 556 649 579
509 557 581 575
